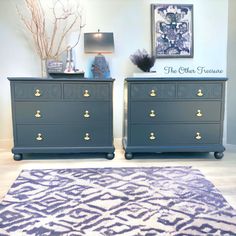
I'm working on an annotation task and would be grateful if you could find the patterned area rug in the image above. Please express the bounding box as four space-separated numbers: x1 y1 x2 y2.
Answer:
0 167 236 236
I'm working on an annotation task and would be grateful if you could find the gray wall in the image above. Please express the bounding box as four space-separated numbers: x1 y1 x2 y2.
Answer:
227 0 236 144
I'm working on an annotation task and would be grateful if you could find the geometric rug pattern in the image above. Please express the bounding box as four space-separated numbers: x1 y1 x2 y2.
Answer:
0 166 236 236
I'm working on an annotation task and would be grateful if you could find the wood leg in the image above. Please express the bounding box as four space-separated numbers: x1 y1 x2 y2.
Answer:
106 153 115 160
125 152 133 160
13 154 23 161
214 152 224 159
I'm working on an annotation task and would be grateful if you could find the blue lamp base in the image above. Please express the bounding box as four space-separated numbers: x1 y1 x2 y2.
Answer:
91 54 110 79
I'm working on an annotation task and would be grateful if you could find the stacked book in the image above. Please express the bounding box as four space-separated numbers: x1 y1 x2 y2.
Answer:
47 60 63 73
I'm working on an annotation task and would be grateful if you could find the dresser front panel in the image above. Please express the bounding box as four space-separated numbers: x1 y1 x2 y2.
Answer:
130 101 222 123
64 83 110 100
177 83 222 99
130 83 176 100
8 78 115 158
130 124 221 146
14 82 62 100
14 101 109 124
16 125 110 147
123 78 226 157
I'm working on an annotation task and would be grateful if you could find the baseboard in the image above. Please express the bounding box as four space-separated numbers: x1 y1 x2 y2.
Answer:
225 144 236 151
0 138 13 151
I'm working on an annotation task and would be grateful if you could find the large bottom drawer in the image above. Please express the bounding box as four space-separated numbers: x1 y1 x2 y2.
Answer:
16 125 111 147
130 124 221 146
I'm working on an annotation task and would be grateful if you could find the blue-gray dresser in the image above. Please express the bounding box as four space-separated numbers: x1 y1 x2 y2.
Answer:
123 77 227 159
8 77 115 160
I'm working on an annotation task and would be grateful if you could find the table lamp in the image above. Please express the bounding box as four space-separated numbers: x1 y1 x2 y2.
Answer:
84 30 114 79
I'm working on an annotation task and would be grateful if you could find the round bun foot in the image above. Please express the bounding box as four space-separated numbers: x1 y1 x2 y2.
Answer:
125 153 133 160
106 153 115 160
214 152 224 159
13 154 23 161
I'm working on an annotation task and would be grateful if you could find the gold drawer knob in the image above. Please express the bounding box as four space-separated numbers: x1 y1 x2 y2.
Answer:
196 109 203 117
83 90 90 97
195 132 202 140
35 89 41 97
149 110 156 117
35 110 41 118
197 89 203 97
149 132 156 140
84 110 90 118
36 133 43 141
84 133 91 141
150 89 157 97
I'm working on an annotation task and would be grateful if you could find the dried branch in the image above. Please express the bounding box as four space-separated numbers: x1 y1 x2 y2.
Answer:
17 0 85 75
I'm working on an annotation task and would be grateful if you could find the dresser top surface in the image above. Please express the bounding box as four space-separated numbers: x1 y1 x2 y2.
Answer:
125 77 228 82
8 77 115 82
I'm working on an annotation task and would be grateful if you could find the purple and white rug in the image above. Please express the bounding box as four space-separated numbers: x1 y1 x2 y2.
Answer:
0 167 236 235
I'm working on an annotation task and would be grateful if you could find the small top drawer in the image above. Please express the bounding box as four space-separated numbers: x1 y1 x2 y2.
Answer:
177 83 222 99
130 83 176 100
64 83 110 100
14 82 61 100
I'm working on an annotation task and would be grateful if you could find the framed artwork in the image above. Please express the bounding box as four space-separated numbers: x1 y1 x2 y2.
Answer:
151 4 193 58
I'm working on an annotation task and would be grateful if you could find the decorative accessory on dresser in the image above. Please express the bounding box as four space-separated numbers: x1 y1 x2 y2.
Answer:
8 77 115 160
84 30 114 79
48 72 85 79
47 60 63 73
123 77 227 159
64 46 75 73
130 49 156 72
17 0 85 77
48 47 84 79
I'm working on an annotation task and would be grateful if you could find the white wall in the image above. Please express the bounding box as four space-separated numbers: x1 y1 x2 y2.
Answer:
0 0 41 149
0 0 228 148
227 0 236 145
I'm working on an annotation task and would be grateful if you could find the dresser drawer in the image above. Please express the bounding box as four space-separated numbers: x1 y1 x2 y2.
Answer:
177 83 222 99
130 101 222 123
130 124 221 146
14 82 61 100
14 102 109 124
64 83 110 100
16 125 110 147
130 83 176 100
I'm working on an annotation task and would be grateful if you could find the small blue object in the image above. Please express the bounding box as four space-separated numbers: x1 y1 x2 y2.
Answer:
92 54 110 79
